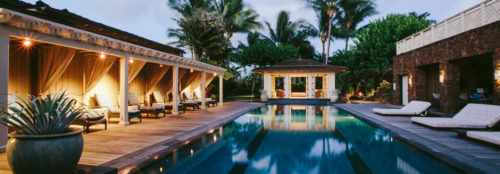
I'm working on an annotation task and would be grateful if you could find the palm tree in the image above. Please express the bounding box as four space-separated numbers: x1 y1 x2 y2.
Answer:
168 0 214 17
215 0 262 39
307 0 331 61
306 0 338 64
336 0 376 51
265 11 317 58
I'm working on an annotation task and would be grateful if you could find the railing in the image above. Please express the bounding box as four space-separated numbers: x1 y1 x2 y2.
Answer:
396 0 500 55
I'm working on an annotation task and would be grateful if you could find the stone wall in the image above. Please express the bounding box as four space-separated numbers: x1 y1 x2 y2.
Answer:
393 21 500 113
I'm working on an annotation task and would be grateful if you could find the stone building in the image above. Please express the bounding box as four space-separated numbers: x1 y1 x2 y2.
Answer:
392 0 499 113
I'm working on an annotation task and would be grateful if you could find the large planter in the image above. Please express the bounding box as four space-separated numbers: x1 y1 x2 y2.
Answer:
7 128 84 174
330 95 339 102
261 94 269 102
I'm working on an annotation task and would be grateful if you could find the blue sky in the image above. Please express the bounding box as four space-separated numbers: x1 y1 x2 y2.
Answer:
23 0 483 58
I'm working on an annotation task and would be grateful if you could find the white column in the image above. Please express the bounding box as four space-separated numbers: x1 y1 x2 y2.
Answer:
200 72 206 109
0 31 9 151
219 74 223 106
172 66 179 115
263 73 272 98
119 56 130 125
284 74 290 98
326 73 336 97
307 74 314 98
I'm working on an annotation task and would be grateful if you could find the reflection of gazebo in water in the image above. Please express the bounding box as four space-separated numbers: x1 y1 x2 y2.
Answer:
253 59 347 99
267 105 336 130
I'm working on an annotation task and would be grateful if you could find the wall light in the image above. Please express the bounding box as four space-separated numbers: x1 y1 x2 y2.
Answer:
159 64 163 68
129 58 134 64
214 73 217 76
99 52 106 59
22 38 32 47
439 70 445 83
393 83 396 90
408 74 413 87
495 69 500 81
190 68 194 73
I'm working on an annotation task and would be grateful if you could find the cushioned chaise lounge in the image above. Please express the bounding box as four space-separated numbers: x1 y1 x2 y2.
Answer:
95 93 142 123
411 103 500 129
466 131 500 146
152 91 185 113
373 101 431 116
129 92 164 118
193 92 217 107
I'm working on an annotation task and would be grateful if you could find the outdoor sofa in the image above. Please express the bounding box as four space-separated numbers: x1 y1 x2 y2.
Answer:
129 92 164 118
95 93 142 123
411 103 500 129
373 101 431 116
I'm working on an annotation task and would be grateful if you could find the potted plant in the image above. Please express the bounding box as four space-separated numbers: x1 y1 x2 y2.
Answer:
329 89 339 102
271 90 276 98
0 92 85 174
259 89 268 102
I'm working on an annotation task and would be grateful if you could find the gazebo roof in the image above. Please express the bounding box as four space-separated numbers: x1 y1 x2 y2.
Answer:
253 59 348 74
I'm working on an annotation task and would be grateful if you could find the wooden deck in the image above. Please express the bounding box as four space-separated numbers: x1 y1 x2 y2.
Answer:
336 103 500 173
0 101 264 174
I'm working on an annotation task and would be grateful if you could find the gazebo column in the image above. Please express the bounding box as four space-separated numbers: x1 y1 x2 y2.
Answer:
172 66 179 115
219 74 223 106
200 71 206 109
307 74 314 98
284 74 290 98
326 73 336 97
0 31 9 151
263 73 272 98
119 56 130 126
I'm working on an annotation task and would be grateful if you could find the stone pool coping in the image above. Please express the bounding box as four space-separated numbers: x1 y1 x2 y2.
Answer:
335 103 500 173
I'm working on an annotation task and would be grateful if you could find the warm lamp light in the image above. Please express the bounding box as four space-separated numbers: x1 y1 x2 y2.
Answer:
214 73 217 76
99 52 106 59
129 58 134 64
22 38 32 47
439 70 445 83
495 69 500 81
159 64 163 67
408 74 413 87
190 68 194 73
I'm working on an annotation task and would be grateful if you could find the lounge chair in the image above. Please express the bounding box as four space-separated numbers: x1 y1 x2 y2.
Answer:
466 131 500 146
151 91 185 113
180 92 200 111
74 108 107 133
193 92 217 107
95 93 141 123
373 101 431 116
411 103 500 129
129 92 164 118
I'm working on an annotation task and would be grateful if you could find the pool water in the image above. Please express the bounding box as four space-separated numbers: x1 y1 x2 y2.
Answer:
140 105 461 174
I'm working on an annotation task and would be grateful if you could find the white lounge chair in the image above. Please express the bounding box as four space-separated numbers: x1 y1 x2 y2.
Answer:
193 91 217 107
151 91 185 113
411 103 500 129
128 92 164 118
466 131 500 146
373 101 431 116
95 93 141 123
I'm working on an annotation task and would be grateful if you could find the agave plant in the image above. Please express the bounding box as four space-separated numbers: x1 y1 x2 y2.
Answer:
0 92 84 135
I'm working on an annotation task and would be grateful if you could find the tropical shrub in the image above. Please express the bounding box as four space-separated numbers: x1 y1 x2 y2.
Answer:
0 92 84 135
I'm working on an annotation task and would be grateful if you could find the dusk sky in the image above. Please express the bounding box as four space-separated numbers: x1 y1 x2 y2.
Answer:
23 0 484 59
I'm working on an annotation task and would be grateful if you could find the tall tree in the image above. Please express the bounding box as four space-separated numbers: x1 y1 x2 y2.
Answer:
215 0 262 38
306 0 338 64
336 0 377 51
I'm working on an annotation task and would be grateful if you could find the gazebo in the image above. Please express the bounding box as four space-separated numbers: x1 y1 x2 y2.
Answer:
253 59 347 99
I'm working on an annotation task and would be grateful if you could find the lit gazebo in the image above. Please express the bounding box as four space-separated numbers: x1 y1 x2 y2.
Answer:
253 59 347 99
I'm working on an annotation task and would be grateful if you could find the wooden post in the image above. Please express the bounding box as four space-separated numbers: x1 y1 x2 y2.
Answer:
219 74 223 106
0 30 9 152
307 74 314 98
119 56 130 125
172 66 179 115
201 72 206 109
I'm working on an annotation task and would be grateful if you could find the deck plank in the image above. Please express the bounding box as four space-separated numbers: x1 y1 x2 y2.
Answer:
0 102 263 174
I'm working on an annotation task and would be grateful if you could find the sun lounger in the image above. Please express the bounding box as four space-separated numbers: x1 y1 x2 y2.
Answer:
193 92 217 107
411 103 500 129
151 91 185 113
129 92 164 118
95 93 141 123
466 131 500 146
181 92 200 110
373 101 431 116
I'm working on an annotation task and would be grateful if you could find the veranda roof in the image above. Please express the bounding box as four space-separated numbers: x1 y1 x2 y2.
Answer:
253 59 348 74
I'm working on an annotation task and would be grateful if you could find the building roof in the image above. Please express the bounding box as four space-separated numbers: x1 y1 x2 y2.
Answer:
253 59 348 74
0 0 184 56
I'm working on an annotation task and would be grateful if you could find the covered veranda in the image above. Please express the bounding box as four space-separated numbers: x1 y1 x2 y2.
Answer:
0 1 225 152
253 59 347 99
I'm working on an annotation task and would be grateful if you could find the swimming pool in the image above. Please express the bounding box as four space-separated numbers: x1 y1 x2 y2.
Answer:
140 105 461 174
